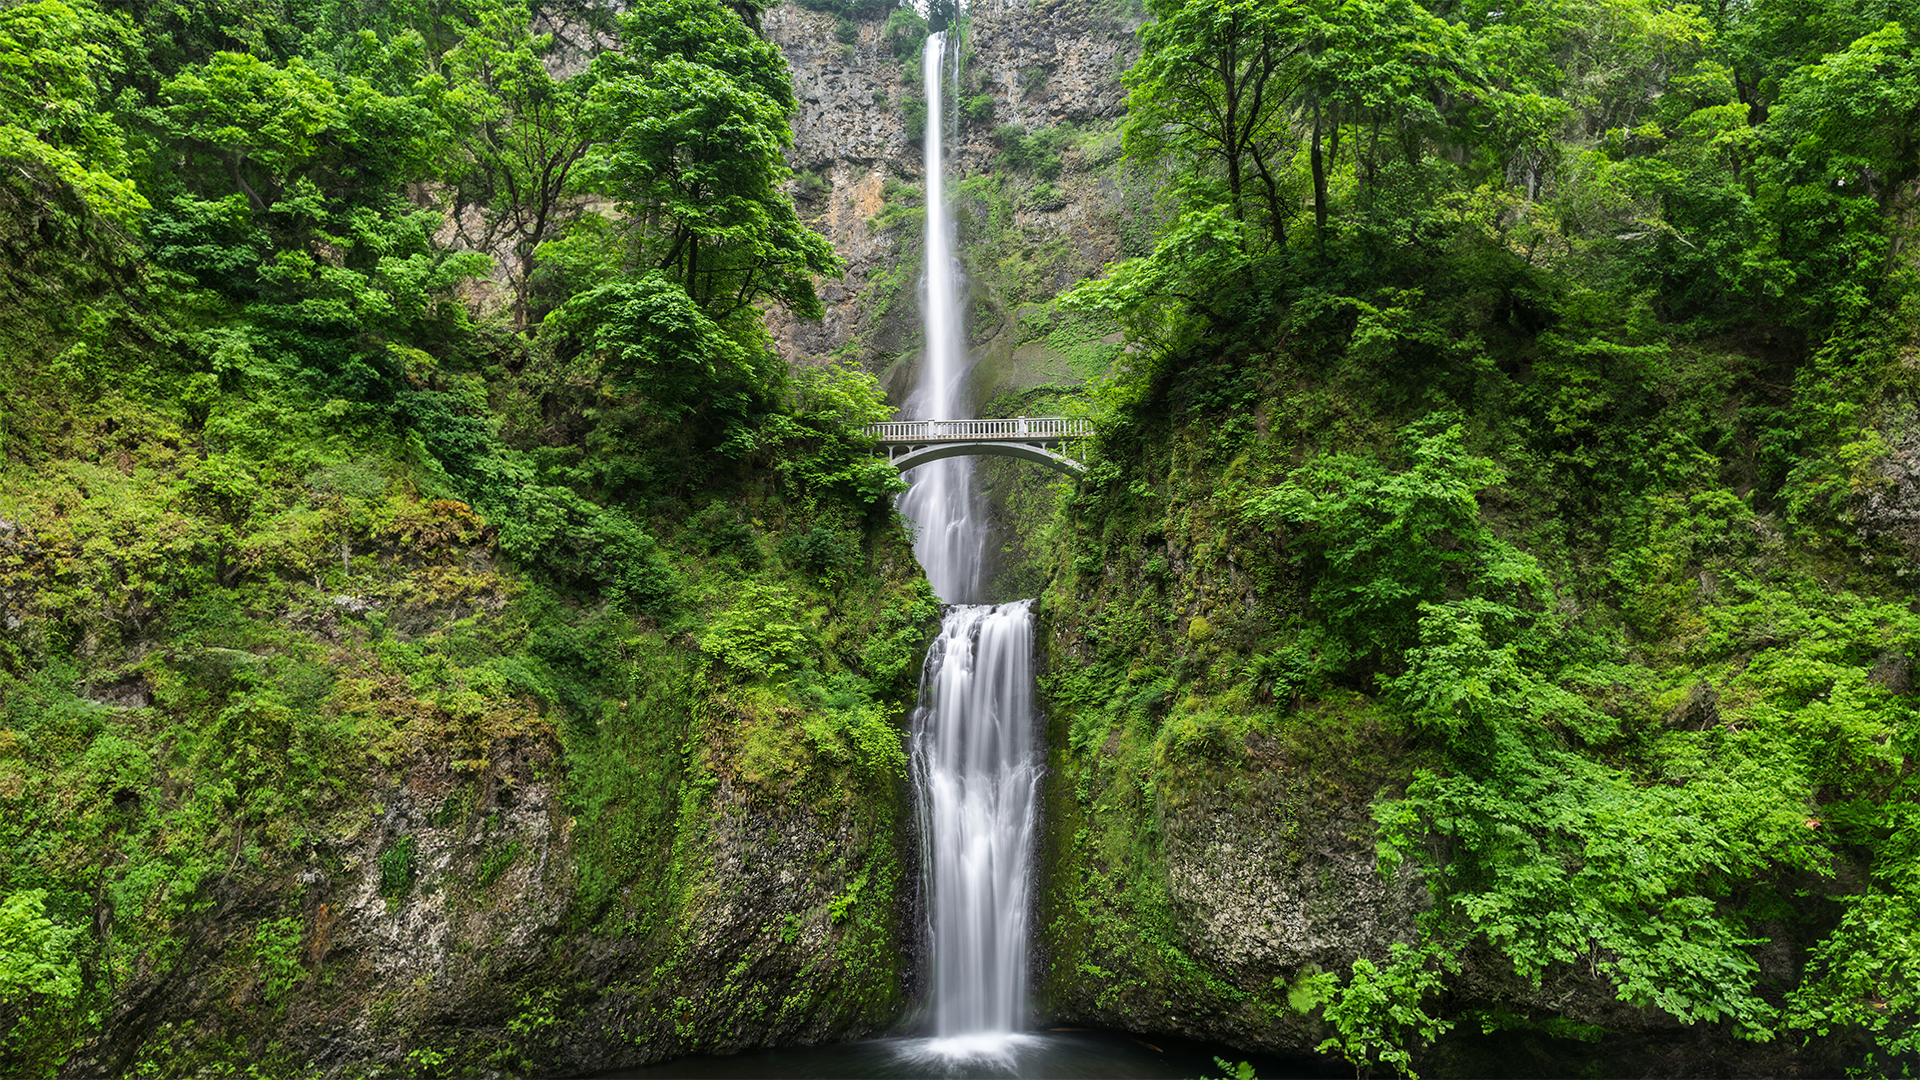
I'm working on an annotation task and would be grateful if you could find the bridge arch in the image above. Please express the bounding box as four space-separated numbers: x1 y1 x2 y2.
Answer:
887 440 1085 477
865 417 1091 479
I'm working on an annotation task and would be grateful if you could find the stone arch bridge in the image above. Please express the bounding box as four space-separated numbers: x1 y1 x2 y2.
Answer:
863 417 1091 477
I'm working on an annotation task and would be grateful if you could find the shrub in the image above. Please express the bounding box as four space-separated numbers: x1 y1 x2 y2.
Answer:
794 169 830 201
901 95 928 140
773 360 908 509
799 673 907 778
252 917 305 1000
1242 419 1542 665
994 123 1063 179
781 523 856 580
479 455 680 613
1028 180 1065 209
962 92 994 127
702 583 810 678
683 502 761 567
0 889 80 1076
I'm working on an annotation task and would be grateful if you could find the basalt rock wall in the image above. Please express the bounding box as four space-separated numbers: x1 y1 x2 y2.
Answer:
764 0 1148 407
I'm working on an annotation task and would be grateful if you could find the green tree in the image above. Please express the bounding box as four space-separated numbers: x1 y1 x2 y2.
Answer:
1760 22 1919 313
443 2 599 331
0 0 144 219
581 0 841 321
1296 0 1467 249
547 273 776 423
151 44 483 401
1124 0 1309 249
161 52 341 215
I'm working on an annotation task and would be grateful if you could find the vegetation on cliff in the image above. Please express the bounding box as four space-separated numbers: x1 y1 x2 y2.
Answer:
5 0 1918 1072
1039 0 1920 1072
0 0 937 1073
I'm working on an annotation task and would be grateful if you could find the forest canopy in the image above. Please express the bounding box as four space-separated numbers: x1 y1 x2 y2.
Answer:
1 0 895 583
1053 0 1920 1070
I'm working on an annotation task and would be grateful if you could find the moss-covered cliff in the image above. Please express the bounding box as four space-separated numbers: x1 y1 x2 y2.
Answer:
0 27 939 1070
1011 0 1920 1068
1026 285 1919 1076
0 342 940 1077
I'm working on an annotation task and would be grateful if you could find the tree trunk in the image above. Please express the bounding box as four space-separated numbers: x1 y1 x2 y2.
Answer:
228 154 268 215
1250 142 1287 250
1223 63 1246 242
687 236 699 303
515 248 533 333
1311 103 1328 252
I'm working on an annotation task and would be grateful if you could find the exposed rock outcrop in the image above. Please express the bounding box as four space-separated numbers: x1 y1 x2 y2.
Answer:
1855 400 1920 576
763 0 1147 398
63 734 916 1078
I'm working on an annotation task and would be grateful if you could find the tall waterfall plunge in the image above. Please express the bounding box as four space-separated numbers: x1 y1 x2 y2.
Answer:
897 29 1042 1055
897 29 983 604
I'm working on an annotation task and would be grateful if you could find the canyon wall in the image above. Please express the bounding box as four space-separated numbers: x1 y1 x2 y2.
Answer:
764 0 1148 403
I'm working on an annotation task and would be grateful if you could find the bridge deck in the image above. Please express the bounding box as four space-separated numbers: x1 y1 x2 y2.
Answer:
864 417 1091 444
864 417 1092 476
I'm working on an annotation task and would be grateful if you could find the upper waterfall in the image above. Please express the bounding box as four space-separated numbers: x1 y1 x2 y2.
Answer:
896 29 984 604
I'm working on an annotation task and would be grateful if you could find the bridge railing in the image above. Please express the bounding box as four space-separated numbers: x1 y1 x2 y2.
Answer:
864 417 1092 442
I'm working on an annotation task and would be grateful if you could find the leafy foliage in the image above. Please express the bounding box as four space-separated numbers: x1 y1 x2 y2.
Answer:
0 889 81 1077
582 0 842 321
1245 422 1544 669
549 273 776 423
1045 0 1920 1069
1316 944 1455 1078
0 0 144 219
701 582 811 677
0 0 937 1071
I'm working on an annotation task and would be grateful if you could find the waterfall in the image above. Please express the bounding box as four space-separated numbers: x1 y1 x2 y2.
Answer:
897 29 983 604
895 28 1041 1058
911 602 1039 1044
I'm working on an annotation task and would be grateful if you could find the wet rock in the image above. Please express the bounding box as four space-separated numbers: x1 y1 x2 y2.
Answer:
1855 412 1920 575
761 0 1143 380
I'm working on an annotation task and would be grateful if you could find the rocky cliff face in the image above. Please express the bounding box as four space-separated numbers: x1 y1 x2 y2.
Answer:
764 0 1154 601
64 732 919 1078
1857 400 1920 573
3 460 935 1076
1021 380 1871 1077
1028 503 1431 1061
763 0 1147 405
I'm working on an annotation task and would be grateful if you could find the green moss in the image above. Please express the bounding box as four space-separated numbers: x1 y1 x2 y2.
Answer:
474 841 522 890
380 836 418 900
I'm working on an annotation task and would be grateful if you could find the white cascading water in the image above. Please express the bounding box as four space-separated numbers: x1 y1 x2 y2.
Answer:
896 28 1041 1060
897 29 983 604
911 601 1039 1046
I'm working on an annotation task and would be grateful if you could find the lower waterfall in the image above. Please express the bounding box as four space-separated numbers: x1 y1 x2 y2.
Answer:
911 602 1039 1046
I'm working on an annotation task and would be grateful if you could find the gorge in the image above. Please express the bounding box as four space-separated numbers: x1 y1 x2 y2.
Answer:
2 0 1918 1075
